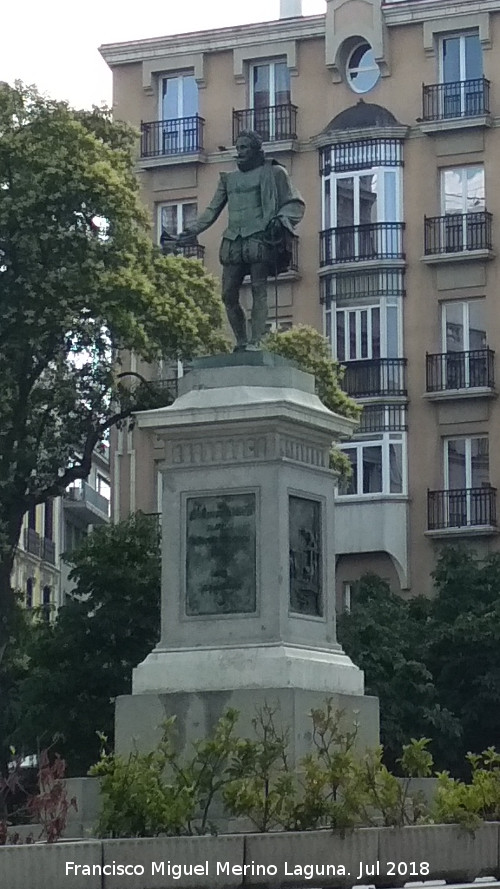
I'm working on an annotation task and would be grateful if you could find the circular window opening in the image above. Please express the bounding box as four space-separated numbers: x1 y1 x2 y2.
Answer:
347 43 380 94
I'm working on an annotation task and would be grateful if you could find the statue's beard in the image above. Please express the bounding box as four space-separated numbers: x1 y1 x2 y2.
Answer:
237 155 264 172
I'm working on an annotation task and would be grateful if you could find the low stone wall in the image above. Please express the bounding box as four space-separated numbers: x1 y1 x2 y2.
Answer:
1 824 500 889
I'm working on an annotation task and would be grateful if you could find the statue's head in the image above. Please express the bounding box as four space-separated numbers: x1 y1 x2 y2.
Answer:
235 130 265 171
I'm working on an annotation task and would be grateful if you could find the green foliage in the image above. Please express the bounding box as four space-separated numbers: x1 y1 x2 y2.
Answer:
265 325 360 419
92 701 439 837
0 82 226 654
359 738 433 827
224 704 294 832
9 513 161 775
90 710 239 838
337 574 460 771
434 748 500 830
266 325 359 484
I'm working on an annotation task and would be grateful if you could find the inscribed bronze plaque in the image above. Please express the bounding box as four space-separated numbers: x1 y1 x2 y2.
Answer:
289 495 323 616
186 493 256 615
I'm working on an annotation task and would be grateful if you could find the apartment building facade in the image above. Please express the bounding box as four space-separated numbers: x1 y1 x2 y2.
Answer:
101 0 500 600
12 448 111 613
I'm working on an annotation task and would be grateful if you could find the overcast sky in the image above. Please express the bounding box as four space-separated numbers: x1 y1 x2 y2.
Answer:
4 0 325 109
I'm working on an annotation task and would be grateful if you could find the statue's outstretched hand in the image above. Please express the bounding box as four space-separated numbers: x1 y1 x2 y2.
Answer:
177 230 197 244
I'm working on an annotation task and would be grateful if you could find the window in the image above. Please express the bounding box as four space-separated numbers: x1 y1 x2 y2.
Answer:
440 32 482 83
28 504 37 531
96 474 111 503
443 436 489 526
65 521 86 554
42 585 51 621
322 165 402 262
346 43 380 94
26 577 33 609
440 166 485 252
445 436 489 491
44 498 53 541
338 433 406 497
333 299 401 362
342 581 352 613
159 74 198 153
250 59 290 141
440 300 487 388
441 166 485 215
159 203 197 242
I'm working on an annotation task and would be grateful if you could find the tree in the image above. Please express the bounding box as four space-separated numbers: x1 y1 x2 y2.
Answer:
337 574 461 772
426 548 500 773
9 513 161 775
0 83 226 658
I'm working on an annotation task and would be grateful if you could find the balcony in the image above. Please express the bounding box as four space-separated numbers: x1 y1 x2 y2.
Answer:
341 358 407 399
426 349 495 399
41 537 56 565
160 233 205 262
140 116 205 160
320 223 405 267
23 528 41 557
232 104 298 144
63 481 109 525
427 487 497 535
423 212 493 262
422 78 491 131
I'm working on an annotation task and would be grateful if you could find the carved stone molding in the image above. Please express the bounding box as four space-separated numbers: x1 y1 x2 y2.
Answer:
325 0 389 83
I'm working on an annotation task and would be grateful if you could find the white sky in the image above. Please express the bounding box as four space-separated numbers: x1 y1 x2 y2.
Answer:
4 0 325 109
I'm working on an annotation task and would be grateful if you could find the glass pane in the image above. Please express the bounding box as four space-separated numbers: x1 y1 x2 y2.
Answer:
336 312 345 361
383 171 397 222
182 203 198 230
447 439 466 489
323 178 331 229
371 307 380 358
468 300 486 350
161 205 178 235
442 37 461 83
182 75 198 118
444 302 465 352
466 167 485 211
360 310 368 359
274 61 290 105
349 312 357 360
253 65 270 108
363 446 383 493
339 450 357 495
325 310 332 345
162 77 180 120
389 444 403 493
337 177 354 226
386 305 398 358
348 45 380 93
359 175 377 225
442 169 464 214
465 34 482 80
471 437 489 488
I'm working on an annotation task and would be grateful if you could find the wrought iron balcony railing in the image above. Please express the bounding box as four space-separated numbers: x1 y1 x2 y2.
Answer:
140 115 205 158
23 527 41 556
341 358 407 398
428 487 497 531
422 78 490 122
232 104 298 143
358 403 408 433
320 222 405 266
424 211 492 256
426 349 494 392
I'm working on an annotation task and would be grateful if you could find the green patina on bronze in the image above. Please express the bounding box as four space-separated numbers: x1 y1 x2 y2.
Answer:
179 130 305 350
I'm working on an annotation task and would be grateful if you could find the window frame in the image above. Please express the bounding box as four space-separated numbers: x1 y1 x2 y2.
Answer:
444 435 489 491
440 165 485 216
338 432 407 499
438 30 482 84
157 201 198 243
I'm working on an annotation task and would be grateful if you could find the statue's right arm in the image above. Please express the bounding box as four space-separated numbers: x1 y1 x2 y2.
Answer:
182 174 228 237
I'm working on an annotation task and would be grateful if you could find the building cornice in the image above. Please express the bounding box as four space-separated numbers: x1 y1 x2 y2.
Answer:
383 0 500 27
99 15 325 67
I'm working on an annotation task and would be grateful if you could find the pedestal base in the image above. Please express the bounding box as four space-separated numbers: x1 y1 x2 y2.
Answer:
115 686 380 761
132 643 365 696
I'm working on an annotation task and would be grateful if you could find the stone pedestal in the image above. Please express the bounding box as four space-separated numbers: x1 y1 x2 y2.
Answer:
115 353 379 757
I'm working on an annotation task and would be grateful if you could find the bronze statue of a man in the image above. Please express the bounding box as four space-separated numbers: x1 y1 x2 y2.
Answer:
178 130 305 350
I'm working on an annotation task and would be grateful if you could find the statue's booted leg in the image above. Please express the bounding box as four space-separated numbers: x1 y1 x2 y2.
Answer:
222 264 247 349
249 262 269 347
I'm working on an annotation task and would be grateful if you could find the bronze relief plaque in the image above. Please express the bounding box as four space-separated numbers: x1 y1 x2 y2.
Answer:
289 495 323 616
185 493 256 615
